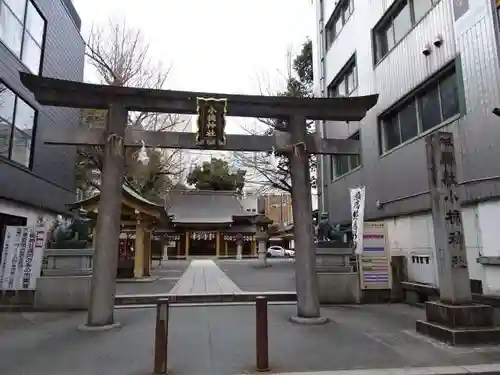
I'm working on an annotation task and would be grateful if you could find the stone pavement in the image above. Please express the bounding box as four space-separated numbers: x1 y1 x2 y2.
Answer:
2 260 500 375
217 258 296 292
115 260 188 295
2 304 500 375
169 259 242 294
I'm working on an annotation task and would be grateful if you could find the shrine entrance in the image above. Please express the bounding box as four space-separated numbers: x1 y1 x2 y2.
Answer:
20 72 377 328
188 231 217 257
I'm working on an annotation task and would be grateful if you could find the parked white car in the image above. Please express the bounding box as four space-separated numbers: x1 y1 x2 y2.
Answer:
267 246 295 258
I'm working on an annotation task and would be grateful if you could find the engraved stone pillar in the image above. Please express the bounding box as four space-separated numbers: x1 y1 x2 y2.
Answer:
416 132 500 345
426 132 471 303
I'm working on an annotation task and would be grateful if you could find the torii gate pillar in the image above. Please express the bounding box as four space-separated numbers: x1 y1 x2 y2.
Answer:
84 104 127 329
288 115 327 324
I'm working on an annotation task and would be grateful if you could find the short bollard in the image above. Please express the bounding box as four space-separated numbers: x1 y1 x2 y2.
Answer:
153 298 170 374
255 296 269 372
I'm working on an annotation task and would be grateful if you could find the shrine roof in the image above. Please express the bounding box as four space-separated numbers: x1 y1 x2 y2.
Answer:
69 184 166 221
166 190 245 224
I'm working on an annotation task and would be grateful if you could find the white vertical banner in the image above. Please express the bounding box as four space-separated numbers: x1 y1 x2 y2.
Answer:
0 226 23 290
350 186 366 255
0 227 15 290
13 227 29 290
25 226 47 290
0 225 47 291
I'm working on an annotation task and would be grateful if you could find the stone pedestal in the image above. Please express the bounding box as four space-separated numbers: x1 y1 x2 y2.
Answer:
315 243 359 304
416 301 500 345
162 245 169 262
256 240 269 268
236 242 243 260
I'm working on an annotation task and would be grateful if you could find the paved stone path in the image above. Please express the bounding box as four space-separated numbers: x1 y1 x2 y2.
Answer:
2 262 500 374
238 363 500 375
169 259 242 294
2 304 500 375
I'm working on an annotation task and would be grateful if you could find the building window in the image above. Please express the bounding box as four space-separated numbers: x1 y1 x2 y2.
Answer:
379 66 460 153
0 0 45 74
325 0 354 48
496 1 500 38
0 82 36 168
327 56 357 97
374 0 438 63
331 131 361 179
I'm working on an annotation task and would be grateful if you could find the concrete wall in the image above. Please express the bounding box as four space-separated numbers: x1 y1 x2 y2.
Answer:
381 199 500 296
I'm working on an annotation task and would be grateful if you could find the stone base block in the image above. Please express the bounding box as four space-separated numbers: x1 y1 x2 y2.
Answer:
289 315 329 325
416 320 500 346
360 289 392 304
77 322 122 332
34 276 91 310
116 276 159 283
416 301 500 346
317 272 360 304
425 301 493 328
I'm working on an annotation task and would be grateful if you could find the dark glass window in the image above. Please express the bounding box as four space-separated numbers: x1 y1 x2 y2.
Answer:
0 0 45 74
331 131 361 179
0 82 37 167
0 3 23 56
380 67 460 153
419 86 441 132
384 115 401 150
374 0 439 63
324 0 354 49
414 0 434 22
334 155 350 176
393 2 412 43
399 101 419 142
327 56 357 98
439 72 460 120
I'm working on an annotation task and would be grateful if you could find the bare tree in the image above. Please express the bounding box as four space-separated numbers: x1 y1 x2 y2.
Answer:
76 19 189 198
233 39 315 194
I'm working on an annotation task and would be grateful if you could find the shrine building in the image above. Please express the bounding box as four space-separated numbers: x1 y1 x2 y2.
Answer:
160 189 271 259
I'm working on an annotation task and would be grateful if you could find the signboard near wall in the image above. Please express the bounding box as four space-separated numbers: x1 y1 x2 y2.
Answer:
358 222 392 290
0 226 47 291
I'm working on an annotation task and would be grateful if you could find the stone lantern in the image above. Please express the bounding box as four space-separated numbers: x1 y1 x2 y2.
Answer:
235 233 244 260
255 215 273 268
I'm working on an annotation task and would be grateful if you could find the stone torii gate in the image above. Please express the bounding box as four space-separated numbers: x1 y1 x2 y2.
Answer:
20 72 378 328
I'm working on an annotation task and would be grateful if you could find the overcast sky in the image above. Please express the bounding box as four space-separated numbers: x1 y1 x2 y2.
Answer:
72 0 316 202
73 0 314 95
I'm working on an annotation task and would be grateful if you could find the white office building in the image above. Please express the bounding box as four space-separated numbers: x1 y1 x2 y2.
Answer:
313 0 500 295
